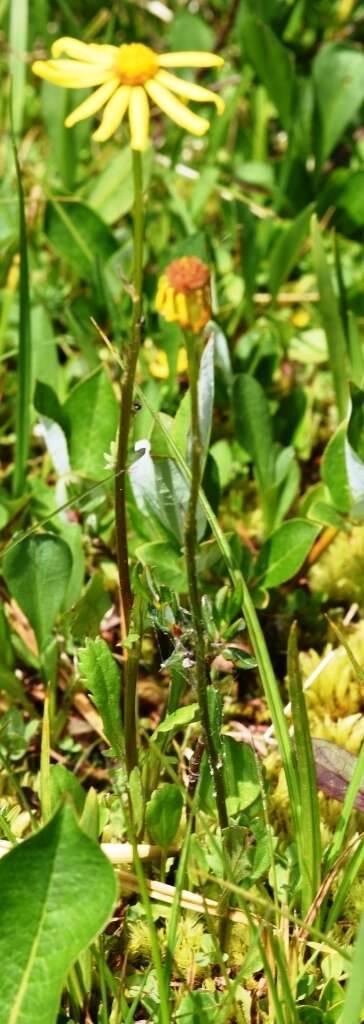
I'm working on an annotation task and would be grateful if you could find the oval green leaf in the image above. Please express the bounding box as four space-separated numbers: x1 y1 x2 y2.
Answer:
255 519 321 588
3 534 73 651
146 783 183 848
0 804 117 1024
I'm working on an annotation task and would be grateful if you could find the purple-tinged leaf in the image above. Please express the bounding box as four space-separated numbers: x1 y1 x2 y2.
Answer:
312 738 364 811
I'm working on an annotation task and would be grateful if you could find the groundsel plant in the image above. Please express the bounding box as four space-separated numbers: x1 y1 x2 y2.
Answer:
33 33 225 778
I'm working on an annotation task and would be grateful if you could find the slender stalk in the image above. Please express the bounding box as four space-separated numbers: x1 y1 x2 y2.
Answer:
184 331 228 833
115 149 144 773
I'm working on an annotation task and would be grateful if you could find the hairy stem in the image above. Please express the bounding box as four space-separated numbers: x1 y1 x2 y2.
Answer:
184 331 228 832
115 149 144 774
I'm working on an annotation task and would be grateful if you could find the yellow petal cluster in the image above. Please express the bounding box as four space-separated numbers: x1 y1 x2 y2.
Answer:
32 38 224 150
156 256 211 333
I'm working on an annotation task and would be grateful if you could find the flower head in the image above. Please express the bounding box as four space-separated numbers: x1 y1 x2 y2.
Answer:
156 256 211 333
32 38 224 150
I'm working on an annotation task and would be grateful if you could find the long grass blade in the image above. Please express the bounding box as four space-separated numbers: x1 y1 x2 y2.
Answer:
11 134 32 498
311 214 349 422
340 910 364 1024
288 623 321 915
9 0 28 135
326 837 364 931
328 743 364 870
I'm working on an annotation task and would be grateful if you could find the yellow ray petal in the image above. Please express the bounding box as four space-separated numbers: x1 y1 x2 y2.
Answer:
175 292 189 324
51 36 117 65
128 86 150 151
155 69 224 115
157 51 224 69
145 79 209 136
92 85 131 141
32 59 114 88
65 80 118 127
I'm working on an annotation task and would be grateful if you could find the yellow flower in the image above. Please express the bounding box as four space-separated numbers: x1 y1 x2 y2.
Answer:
32 38 224 150
156 256 211 333
149 346 188 379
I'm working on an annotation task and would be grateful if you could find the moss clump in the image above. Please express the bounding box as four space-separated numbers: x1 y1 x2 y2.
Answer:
300 646 364 723
308 526 364 605
225 922 250 972
173 916 210 982
299 621 364 722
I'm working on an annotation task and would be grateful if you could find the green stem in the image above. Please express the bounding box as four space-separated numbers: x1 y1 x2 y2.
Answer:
184 332 228 833
115 149 144 774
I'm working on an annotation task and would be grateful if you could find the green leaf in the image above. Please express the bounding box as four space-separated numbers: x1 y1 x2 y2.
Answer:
240 13 296 128
313 44 364 164
146 784 183 848
68 572 111 643
49 764 86 817
173 336 215 473
86 147 152 225
156 704 199 736
60 523 85 611
79 787 100 841
223 737 260 816
3 534 73 651
167 9 214 51
233 373 275 492
40 83 86 191
347 385 364 461
322 421 364 519
269 204 314 299
176 992 218 1022
288 328 328 365
33 381 69 434
0 804 116 1024
255 519 320 588
64 368 118 479
135 540 186 592
31 307 59 393
222 648 257 670
44 200 117 278
320 978 344 1020
79 637 123 757
321 423 350 514
130 446 204 545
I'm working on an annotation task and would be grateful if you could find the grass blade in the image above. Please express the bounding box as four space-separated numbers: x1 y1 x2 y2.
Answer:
288 623 321 915
328 742 364 868
326 838 364 931
340 911 364 1024
11 135 32 497
311 214 349 422
9 0 28 135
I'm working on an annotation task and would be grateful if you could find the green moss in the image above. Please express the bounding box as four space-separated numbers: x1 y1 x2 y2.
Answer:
309 526 364 605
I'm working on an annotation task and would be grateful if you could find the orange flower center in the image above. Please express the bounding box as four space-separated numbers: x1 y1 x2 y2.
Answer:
166 256 210 294
115 43 158 85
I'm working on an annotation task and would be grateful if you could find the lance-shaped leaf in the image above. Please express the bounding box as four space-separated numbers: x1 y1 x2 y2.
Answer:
0 803 117 1024
79 637 124 757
